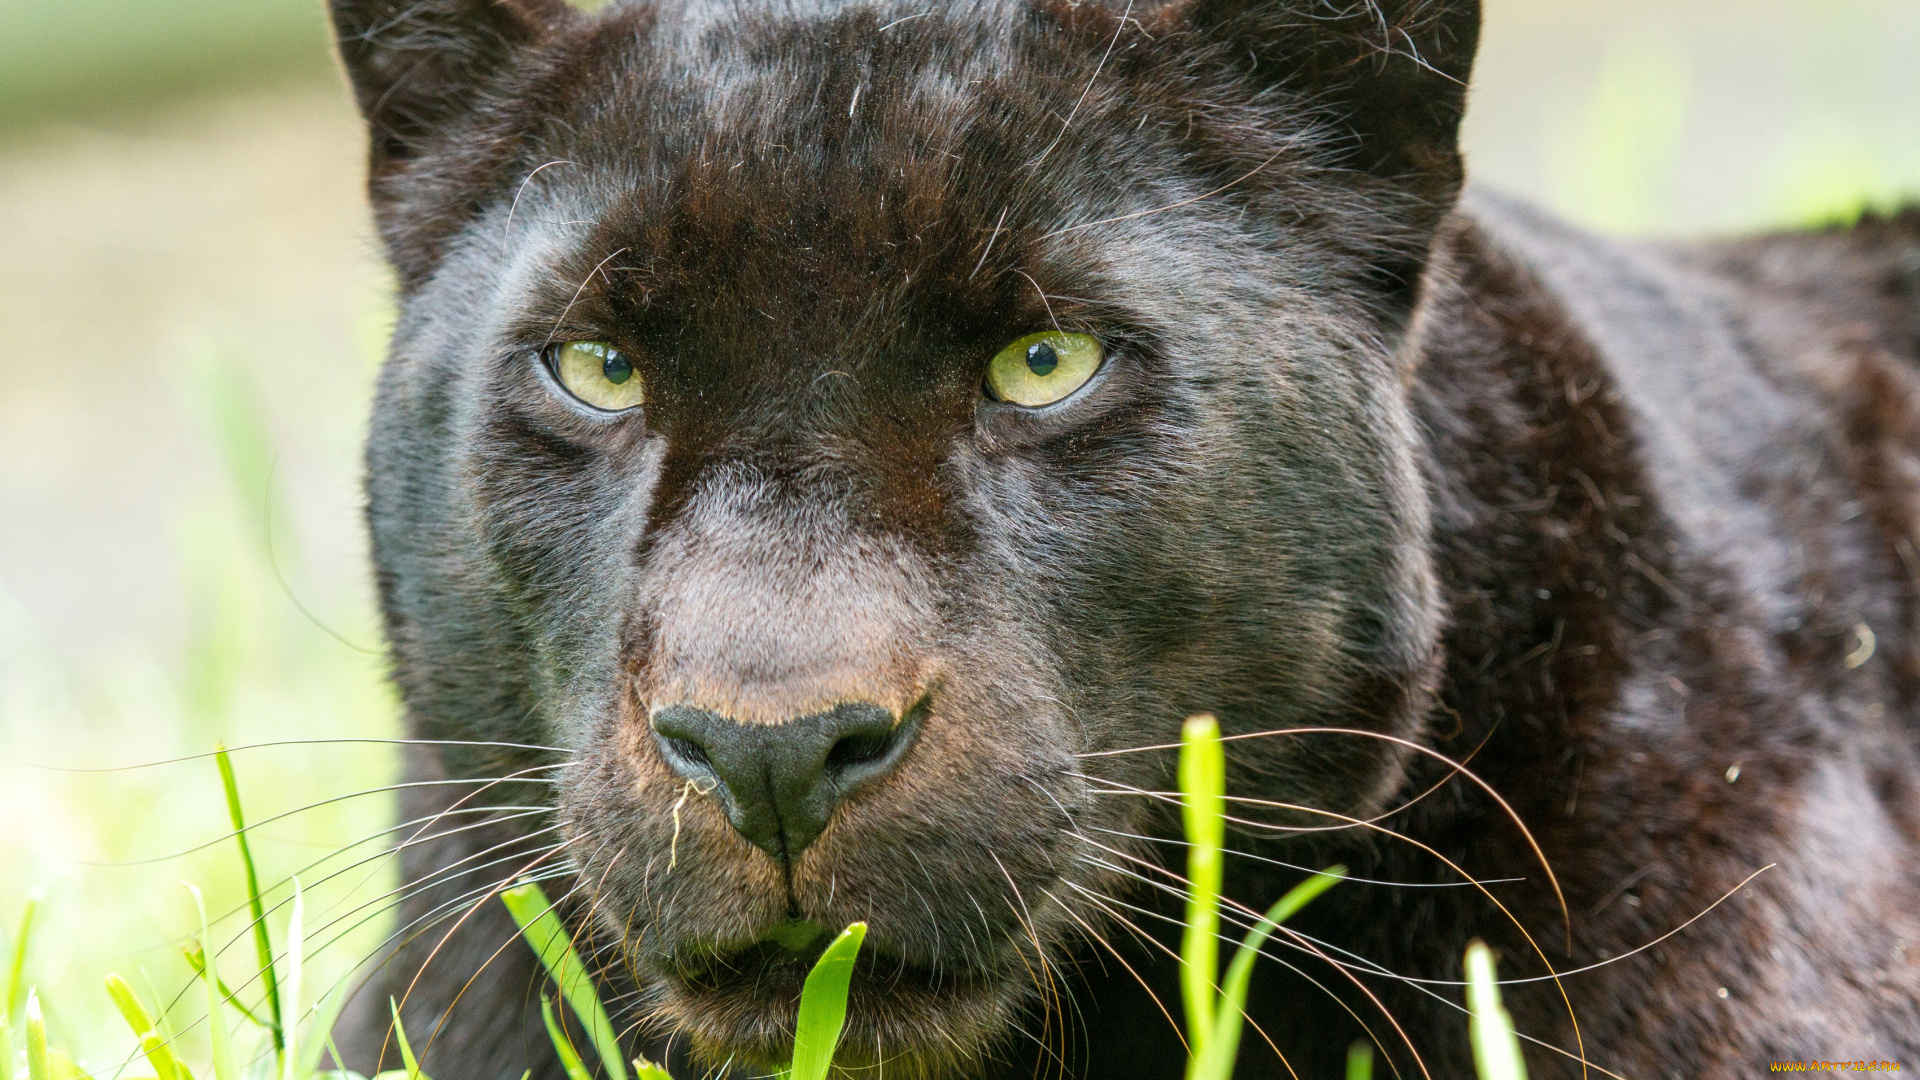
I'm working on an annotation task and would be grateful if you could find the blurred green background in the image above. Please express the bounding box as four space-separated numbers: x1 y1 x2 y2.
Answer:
0 0 1915 1072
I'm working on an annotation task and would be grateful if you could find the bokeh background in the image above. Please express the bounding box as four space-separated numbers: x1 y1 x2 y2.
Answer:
1 0 1916 1071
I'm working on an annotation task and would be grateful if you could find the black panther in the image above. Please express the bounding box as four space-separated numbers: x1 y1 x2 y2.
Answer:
326 0 1920 1076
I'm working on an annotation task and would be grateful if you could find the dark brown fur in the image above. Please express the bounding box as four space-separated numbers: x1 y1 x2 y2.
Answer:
325 0 1920 1076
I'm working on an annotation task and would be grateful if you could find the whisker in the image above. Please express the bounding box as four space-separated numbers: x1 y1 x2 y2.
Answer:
1029 0 1134 170
1039 887 1192 1063
388 835 587 1066
278 825 572 975
1073 777 1584 1075
1080 825 1525 889
351 861 586 1069
414 767 637 1063
1064 880 1412 1080
135 802 554 968
148 762 573 1022
218 790 558 921
1074 724 1571 951
423 842 626 1065
202 806 558 980
0 770 566 869
990 853 1071 1074
1064 829 1458 1053
502 159 583 251
1 737 573 773
157 828 571 1029
1065 885 1318 1080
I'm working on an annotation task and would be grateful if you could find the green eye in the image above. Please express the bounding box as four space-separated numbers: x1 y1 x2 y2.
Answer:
985 331 1104 407
551 341 645 411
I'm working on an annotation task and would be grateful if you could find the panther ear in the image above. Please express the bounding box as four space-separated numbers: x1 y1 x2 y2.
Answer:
1153 0 1481 225
329 0 576 174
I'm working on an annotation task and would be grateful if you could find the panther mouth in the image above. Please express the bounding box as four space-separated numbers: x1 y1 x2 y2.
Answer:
656 926 1022 1076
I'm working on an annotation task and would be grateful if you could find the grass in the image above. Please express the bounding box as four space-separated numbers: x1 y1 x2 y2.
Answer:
0 713 1531 1080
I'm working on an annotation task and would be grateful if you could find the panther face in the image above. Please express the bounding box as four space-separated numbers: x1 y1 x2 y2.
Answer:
337 0 1475 1072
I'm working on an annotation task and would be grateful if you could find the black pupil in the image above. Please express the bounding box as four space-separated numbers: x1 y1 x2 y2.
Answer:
1025 342 1059 377
602 352 633 385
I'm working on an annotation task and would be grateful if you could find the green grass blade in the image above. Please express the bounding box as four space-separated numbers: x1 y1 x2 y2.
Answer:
1194 868 1345 1080
631 1058 673 1080
46 1048 86 1080
294 979 353 1080
215 744 285 1056
1345 1041 1374 1080
1179 714 1225 1059
25 989 49 1080
1465 941 1527 1080
386 999 425 1080
142 968 197 1080
6 888 40 1019
539 995 592 1080
501 880 628 1080
140 1031 187 1080
107 973 185 1080
182 946 276 1033
787 921 866 1080
281 881 305 1080
187 884 242 1080
105 973 158 1037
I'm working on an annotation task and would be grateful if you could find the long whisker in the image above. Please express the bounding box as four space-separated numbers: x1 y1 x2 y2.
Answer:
1 737 572 773
1076 725 1571 952
288 759 569 922
208 807 558 981
350 863 585 1069
416 764 639 1064
1083 773 1590 1076
283 824 572 975
425 842 626 1065
990 852 1073 1076
209 762 566 932
1065 880 1414 1080
161 760 573 1006
149 758 572 1022
138 802 552 967
140 855 580 1068
1081 825 1526 889
389 834 587 1067
1039 888 1192 1062
0 768 567 868
1067 882 1355 1080
1063 831 1423 1080
158 825 570 1029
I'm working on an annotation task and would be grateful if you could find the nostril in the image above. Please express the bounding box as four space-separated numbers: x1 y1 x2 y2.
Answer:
668 736 713 771
651 706 726 785
826 731 894 769
819 698 926 790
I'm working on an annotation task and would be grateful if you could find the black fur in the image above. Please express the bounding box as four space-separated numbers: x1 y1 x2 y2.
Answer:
326 0 1920 1076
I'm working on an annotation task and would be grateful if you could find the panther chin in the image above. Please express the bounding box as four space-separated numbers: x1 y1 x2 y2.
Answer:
654 927 1024 1079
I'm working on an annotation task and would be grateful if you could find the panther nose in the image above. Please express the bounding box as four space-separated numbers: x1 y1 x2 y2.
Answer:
650 700 922 859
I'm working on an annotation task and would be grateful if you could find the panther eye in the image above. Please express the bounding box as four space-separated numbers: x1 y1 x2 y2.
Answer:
550 341 645 412
984 331 1104 407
